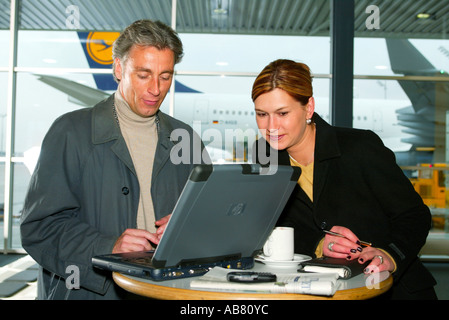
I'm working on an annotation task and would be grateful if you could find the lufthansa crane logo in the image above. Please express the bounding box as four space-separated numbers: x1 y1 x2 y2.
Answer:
86 32 120 65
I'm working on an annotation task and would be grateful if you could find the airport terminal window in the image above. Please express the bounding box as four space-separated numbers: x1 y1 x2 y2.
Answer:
0 31 8 67
10 163 29 249
179 33 331 74
14 72 105 157
0 162 4 251
173 74 256 163
173 75 331 163
0 73 5 251
4 0 445 256
176 31 331 163
17 31 93 68
354 37 449 247
0 72 7 155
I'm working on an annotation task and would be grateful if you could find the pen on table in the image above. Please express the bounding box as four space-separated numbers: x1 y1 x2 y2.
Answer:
323 230 372 247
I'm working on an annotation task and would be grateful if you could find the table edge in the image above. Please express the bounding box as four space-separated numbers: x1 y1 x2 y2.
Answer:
113 272 393 300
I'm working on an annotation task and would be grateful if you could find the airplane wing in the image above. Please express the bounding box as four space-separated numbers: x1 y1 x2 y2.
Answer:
36 74 110 107
36 74 203 108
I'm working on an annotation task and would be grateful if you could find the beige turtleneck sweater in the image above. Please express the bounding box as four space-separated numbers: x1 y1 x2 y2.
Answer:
114 91 158 233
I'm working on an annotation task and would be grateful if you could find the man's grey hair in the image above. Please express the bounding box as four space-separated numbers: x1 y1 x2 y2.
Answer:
112 19 184 83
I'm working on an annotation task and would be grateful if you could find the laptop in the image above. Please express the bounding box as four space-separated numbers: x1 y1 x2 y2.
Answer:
92 163 300 281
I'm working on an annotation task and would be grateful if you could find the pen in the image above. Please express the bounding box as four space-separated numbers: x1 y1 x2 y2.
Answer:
323 230 372 247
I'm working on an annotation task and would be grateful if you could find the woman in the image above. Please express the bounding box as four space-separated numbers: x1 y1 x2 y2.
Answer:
252 59 437 299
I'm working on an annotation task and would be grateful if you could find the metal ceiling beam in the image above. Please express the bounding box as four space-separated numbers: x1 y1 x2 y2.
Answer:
0 0 447 39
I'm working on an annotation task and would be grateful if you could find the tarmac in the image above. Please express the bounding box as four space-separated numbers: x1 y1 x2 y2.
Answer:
0 254 38 300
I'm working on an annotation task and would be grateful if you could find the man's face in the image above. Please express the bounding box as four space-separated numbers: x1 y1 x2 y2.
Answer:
114 45 175 117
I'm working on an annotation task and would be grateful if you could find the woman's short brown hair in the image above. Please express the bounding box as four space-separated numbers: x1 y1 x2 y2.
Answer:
252 59 313 105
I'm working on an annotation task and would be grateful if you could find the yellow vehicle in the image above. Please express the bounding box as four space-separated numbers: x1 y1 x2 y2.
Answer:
409 163 447 209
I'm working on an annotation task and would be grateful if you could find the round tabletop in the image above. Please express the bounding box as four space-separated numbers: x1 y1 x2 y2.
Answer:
113 263 393 300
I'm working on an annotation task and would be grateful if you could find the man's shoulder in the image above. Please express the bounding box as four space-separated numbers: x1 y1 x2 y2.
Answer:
53 95 112 125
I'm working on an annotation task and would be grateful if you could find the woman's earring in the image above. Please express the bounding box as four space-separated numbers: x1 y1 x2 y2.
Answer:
306 118 312 125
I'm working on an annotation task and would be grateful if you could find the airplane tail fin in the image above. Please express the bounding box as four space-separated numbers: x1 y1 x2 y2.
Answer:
77 31 202 93
385 39 442 114
77 31 119 91
386 39 438 75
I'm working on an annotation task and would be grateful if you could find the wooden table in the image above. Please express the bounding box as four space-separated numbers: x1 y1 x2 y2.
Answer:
113 262 393 300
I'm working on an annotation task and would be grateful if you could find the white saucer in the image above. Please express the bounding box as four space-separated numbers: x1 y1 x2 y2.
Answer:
255 254 312 268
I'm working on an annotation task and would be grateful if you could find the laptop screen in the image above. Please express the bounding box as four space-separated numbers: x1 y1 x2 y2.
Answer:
152 164 300 268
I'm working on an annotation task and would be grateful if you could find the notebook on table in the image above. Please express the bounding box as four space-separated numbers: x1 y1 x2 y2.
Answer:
92 163 300 281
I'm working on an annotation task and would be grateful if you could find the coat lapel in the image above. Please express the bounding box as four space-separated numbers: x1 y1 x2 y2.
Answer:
312 114 341 205
152 112 175 180
92 93 136 175
276 114 341 207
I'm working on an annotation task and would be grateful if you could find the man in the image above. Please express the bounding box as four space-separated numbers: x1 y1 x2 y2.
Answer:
20 20 209 299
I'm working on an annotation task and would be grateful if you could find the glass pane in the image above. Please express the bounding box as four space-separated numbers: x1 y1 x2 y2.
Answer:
0 30 9 68
17 30 96 68
174 75 330 163
11 163 30 250
179 33 331 74
0 162 4 251
17 30 125 71
0 72 7 154
355 36 449 258
14 72 106 158
353 78 427 162
355 38 449 76
0 72 6 251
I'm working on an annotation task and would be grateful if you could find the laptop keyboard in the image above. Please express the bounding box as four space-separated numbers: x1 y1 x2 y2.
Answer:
123 256 153 267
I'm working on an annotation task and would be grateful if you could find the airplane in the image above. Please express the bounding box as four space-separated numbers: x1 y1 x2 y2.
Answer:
386 38 449 166
22 31 448 172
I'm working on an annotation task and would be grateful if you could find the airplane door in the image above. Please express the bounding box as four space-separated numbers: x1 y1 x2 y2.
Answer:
193 99 209 124
372 110 383 132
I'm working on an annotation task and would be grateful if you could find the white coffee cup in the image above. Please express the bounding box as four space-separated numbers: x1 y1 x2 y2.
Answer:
263 227 294 261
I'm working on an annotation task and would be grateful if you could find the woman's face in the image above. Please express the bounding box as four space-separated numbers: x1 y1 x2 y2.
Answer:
254 88 314 152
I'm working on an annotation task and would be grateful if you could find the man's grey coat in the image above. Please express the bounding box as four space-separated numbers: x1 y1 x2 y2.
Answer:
20 94 207 299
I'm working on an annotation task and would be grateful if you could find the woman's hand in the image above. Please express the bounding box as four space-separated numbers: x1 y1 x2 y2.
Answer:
323 226 363 259
358 247 395 273
323 226 394 273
